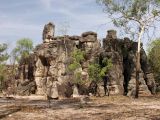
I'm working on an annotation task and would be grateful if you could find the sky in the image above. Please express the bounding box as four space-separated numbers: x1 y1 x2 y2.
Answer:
0 0 116 50
0 0 159 52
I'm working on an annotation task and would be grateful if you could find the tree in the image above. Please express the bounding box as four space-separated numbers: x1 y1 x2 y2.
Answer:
97 0 160 98
88 58 112 82
57 21 70 56
88 63 101 82
148 39 160 83
57 21 70 36
88 58 112 96
0 44 9 91
68 49 85 85
11 38 33 63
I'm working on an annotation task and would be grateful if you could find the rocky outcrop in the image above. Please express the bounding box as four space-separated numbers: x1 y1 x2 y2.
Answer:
15 22 156 98
16 23 101 98
102 30 124 95
16 54 36 95
101 31 156 96
43 22 55 43
121 38 153 96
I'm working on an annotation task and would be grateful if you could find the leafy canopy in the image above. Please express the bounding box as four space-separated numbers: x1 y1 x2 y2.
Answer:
0 44 9 63
97 0 160 39
0 44 9 66
148 39 160 82
12 38 33 63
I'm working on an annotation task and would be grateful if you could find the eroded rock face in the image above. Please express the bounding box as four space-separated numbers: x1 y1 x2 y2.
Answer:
16 54 36 95
102 30 156 96
15 22 156 98
121 38 155 96
34 37 76 98
102 30 124 95
43 22 55 43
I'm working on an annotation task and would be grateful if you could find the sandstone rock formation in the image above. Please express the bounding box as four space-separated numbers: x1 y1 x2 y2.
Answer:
43 22 55 43
101 30 124 95
15 22 156 98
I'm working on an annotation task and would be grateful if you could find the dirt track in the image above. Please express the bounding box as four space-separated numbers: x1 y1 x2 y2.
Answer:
0 95 160 120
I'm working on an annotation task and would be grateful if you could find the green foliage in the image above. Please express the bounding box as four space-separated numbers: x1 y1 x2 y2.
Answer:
0 44 9 63
68 49 85 84
88 58 113 82
148 39 160 83
0 64 6 91
88 63 101 82
74 72 83 85
0 44 9 91
68 61 81 72
0 43 9 66
100 58 113 77
71 49 85 63
68 49 85 71
0 44 7 52
97 0 160 40
12 38 33 63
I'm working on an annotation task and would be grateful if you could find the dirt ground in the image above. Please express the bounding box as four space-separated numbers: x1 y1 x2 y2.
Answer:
0 95 160 120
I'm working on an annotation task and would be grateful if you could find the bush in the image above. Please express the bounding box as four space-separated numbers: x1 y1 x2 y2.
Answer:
0 44 9 92
88 58 113 83
68 49 85 85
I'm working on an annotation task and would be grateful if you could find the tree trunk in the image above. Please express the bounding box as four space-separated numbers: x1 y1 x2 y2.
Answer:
135 52 140 98
135 27 144 98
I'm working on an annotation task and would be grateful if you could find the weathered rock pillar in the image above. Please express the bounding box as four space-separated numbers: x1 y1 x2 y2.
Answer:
102 30 124 95
106 30 117 39
42 22 55 43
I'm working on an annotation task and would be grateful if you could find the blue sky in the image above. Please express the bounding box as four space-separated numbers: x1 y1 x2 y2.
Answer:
0 0 159 52
0 0 116 50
